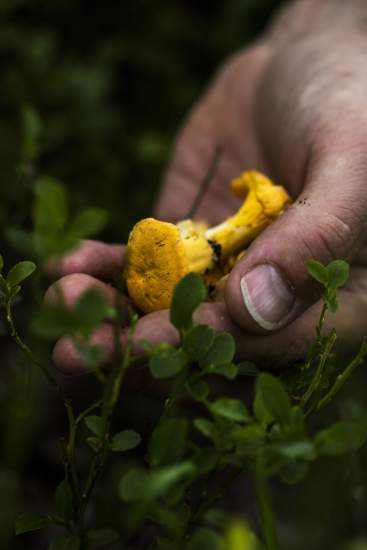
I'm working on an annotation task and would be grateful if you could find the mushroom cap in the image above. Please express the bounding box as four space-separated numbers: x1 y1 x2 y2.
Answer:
125 218 189 313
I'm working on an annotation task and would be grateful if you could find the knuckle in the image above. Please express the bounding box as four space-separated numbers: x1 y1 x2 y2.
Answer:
45 273 95 306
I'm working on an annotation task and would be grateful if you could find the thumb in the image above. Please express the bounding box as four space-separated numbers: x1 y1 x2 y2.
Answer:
224 151 367 332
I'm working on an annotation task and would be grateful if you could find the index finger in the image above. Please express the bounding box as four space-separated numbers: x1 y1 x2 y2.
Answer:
46 240 126 284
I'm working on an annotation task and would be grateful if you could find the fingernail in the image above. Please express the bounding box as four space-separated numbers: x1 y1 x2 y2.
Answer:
240 264 295 330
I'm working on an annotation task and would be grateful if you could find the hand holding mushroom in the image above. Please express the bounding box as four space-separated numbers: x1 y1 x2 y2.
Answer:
46 0 367 373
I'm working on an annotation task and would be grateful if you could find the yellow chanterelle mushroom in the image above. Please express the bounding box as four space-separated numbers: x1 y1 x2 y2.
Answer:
125 171 291 313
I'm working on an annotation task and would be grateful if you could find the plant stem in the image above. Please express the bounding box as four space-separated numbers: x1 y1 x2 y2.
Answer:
315 338 367 414
300 329 336 410
255 458 279 550
6 300 60 391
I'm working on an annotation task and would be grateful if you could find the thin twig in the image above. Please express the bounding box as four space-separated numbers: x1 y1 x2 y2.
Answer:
184 146 223 219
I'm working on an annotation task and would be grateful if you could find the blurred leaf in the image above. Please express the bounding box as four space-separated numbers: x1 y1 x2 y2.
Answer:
21 104 42 162
149 418 188 466
69 208 108 239
183 325 214 362
315 421 367 456
6 261 36 287
110 430 141 452
279 461 309 485
33 177 68 236
75 289 110 333
119 461 195 503
185 379 209 401
0 254 3 273
254 373 291 427
86 528 120 545
85 415 104 437
170 273 206 331
276 441 316 461
193 446 218 474
211 398 251 423
149 344 187 379
186 527 224 550
326 260 349 289
206 363 238 380
75 342 105 369
233 424 265 455
194 418 216 440
225 520 258 550
201 333 235 368
15 512 53 535
305 259 328 286
55 480 73 521
48 534 80 550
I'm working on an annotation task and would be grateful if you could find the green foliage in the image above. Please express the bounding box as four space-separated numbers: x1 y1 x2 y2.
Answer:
170 272 206 331
15 512 53 535
149 344 187 379
109 430 142 452
5 219 367 550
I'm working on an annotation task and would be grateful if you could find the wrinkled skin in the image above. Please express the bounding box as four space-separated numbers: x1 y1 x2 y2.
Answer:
46 1 367 374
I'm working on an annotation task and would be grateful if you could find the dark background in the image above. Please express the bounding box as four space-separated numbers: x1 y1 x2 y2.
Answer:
1 1 367 549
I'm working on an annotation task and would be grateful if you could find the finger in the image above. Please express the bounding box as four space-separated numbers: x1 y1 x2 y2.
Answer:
45 273 130 325
154 46 272 223
53 310 179 374
53 264 367 374
46 240 125 283
225 144 367 333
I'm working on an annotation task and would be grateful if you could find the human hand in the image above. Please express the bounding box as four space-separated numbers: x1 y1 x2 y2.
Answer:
48 2 367 373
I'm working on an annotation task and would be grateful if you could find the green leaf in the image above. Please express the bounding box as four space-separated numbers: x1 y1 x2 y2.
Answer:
7 261 36 287
201 333 235 368
194 418 216 440
32 306 81 339
305 259 328 286
210 398 251 423
279 461 309 485
110 430 141 452
119 461 195 503
22 105 42 162
186 527 224 550
75 289 110 334
55 480 73 521
170 273 206 331
183 325 214 362
193 446 218 473
70 208 108 239
15 512 53 535
233 424 265 455
315 421 367 456
206 363 238 380
254 373 291 427
86 528 120 545
185 379 209 401
326 259 349 289
237 361 259 377
75 342 105 369
149 344 187 379
0 254 3 273
48 534 80 550
148 418 188 466
33 177 68 236
85 415 104 437
276 441 316 461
